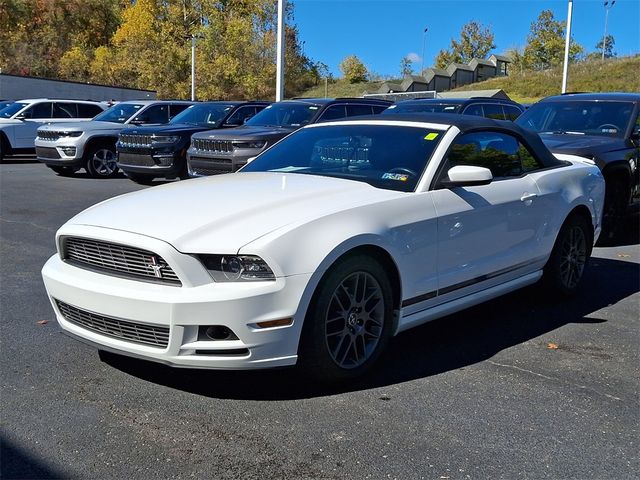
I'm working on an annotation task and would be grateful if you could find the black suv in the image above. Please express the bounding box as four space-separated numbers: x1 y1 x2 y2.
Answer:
382 97 524 121
116 101 270 183
186 97 392 177
516 93 640 244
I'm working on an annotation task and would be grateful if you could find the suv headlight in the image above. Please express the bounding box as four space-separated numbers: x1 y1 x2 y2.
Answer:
61 131 83 137
232 140 266 149
198 254 275 282
151 135 180 145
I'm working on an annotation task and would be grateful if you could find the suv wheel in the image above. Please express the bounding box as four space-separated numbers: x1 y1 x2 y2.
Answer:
85 144 118 178
47 165 78 177
125 173 155 185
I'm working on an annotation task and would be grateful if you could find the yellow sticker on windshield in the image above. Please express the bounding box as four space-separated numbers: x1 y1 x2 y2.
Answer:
425 133 439 141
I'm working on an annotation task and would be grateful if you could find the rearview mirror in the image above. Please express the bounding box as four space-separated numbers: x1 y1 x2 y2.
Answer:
441 165 493 187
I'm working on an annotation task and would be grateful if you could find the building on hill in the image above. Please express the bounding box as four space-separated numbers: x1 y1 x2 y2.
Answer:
365 55 511 97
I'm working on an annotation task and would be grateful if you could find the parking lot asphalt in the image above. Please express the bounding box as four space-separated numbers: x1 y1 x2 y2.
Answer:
1 160 639 480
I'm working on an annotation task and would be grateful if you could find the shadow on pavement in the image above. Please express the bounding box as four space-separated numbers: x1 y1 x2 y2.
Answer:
0 435 66 479
100 255 639 400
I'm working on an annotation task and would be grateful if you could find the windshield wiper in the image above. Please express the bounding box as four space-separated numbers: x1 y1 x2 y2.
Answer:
541 130 585 135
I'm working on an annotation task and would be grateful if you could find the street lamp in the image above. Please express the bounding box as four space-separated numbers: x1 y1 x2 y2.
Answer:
561 0 574 94
602 0 616 61
420 27 428 76
186 33 203 101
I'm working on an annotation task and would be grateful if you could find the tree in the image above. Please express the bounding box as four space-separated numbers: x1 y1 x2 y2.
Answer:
596 35 616 59
435 21 496 68
522 10 583 70
400 56 413 76
339 55 368 83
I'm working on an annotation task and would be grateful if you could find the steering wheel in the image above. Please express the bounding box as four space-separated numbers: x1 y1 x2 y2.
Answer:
597 123 620 131
386 167 418 178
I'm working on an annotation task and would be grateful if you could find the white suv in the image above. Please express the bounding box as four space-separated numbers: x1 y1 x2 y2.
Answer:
36 100 192 178
0 99 106 161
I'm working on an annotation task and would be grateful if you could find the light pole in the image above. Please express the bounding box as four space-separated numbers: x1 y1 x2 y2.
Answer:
187 34 203 101
276 0 286 101
420 27 428 76
561 0 573 94
602 0 616 61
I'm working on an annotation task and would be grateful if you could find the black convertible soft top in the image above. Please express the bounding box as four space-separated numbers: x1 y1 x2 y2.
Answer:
348 112 565 169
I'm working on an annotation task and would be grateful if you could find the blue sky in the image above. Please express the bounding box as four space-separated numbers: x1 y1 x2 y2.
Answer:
293 0 640 77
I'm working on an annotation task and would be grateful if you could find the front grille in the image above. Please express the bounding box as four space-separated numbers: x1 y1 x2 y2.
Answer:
36 146 61 159
117 152 156 167
55 299 170 348
192 138 233 153
62 237 181 286
37 131 63 141
189 157 234 176
119 134 153 147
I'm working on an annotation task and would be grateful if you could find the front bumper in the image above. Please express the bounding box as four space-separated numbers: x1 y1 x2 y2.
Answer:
41 228 311 369
117 146 185 178
35 142 84 167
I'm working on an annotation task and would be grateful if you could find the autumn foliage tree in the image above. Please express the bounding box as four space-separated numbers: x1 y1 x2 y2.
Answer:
339 55 368 83
522 10 583 70
435 21 496 69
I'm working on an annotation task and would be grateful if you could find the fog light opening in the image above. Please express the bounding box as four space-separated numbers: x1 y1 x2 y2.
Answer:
201 325 238 341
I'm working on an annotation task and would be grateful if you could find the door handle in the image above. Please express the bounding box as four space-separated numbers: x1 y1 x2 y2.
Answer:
520 192 537 203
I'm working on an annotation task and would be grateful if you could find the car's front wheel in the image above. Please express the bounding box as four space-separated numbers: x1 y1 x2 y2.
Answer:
85 144 118 178
542 214 592 297
299 254 394 383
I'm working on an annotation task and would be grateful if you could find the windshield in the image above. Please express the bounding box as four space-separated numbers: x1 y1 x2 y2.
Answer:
0 102 28 119
516 100 634 137
170 103 234 126
93 103 144 123
383 103 461 114
245 103 318 128
241 124 444 192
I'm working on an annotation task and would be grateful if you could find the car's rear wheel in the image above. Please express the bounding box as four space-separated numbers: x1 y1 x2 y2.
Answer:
85 144 118 178
299 254 394 383
542 214 592 297
47 165 77 176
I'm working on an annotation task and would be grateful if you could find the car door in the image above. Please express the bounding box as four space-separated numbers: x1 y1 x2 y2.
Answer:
430 131 547 301
15 101 53 148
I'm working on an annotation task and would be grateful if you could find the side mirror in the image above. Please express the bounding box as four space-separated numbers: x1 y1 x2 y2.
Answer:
631 127 640 143
15 113 26 120
441 165 493 188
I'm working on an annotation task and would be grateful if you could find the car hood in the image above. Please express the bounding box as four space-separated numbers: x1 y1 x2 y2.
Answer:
192 125 296 142
540 133 628 156
126 123 211 136
38 121 126 132
66 172 401 253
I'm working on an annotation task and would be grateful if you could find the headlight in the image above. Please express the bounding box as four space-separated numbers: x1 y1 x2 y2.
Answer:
61 131 83 137
232 140 266 149
151 135 180 144
198 254 275 282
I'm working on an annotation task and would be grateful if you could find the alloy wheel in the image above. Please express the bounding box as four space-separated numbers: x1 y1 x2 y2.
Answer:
559 225 587 289
90 149 117 176
324 271 385 369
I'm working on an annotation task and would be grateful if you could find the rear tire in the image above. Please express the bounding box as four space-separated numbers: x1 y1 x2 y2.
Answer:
298 254 394 384
542 214 592 297
47 165 77 176
85 143 118 178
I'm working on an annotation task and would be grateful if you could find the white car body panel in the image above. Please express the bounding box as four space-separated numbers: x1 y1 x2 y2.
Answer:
41 119 606 369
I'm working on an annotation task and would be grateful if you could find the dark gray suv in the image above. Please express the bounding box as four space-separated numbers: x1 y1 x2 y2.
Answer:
186 98 392 177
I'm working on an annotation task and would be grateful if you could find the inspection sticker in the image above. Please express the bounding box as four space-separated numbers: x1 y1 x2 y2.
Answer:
382 173 409 182
424 132 439 141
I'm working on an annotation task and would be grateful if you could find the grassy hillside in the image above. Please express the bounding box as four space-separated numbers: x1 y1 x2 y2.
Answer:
450 56 640 104
299 56 639 103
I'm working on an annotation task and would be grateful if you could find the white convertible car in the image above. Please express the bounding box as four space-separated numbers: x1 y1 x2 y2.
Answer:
42 115 605 382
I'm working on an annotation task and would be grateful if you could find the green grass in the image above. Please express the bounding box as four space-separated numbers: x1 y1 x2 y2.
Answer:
451 56 640 103
298 56 639 103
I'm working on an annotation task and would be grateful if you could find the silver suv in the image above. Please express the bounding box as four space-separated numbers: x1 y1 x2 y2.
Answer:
0 99 106 161
36 100 192 178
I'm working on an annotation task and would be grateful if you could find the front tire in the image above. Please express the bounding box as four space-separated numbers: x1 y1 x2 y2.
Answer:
85 144 118 178
597 176 629 246
298 255 394 383
542 214 592 297
47 165 77 176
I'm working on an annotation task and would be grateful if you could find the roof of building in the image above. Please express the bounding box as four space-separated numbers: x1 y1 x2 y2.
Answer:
446 63 475 74
489 54 512 63
469 58 497 68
